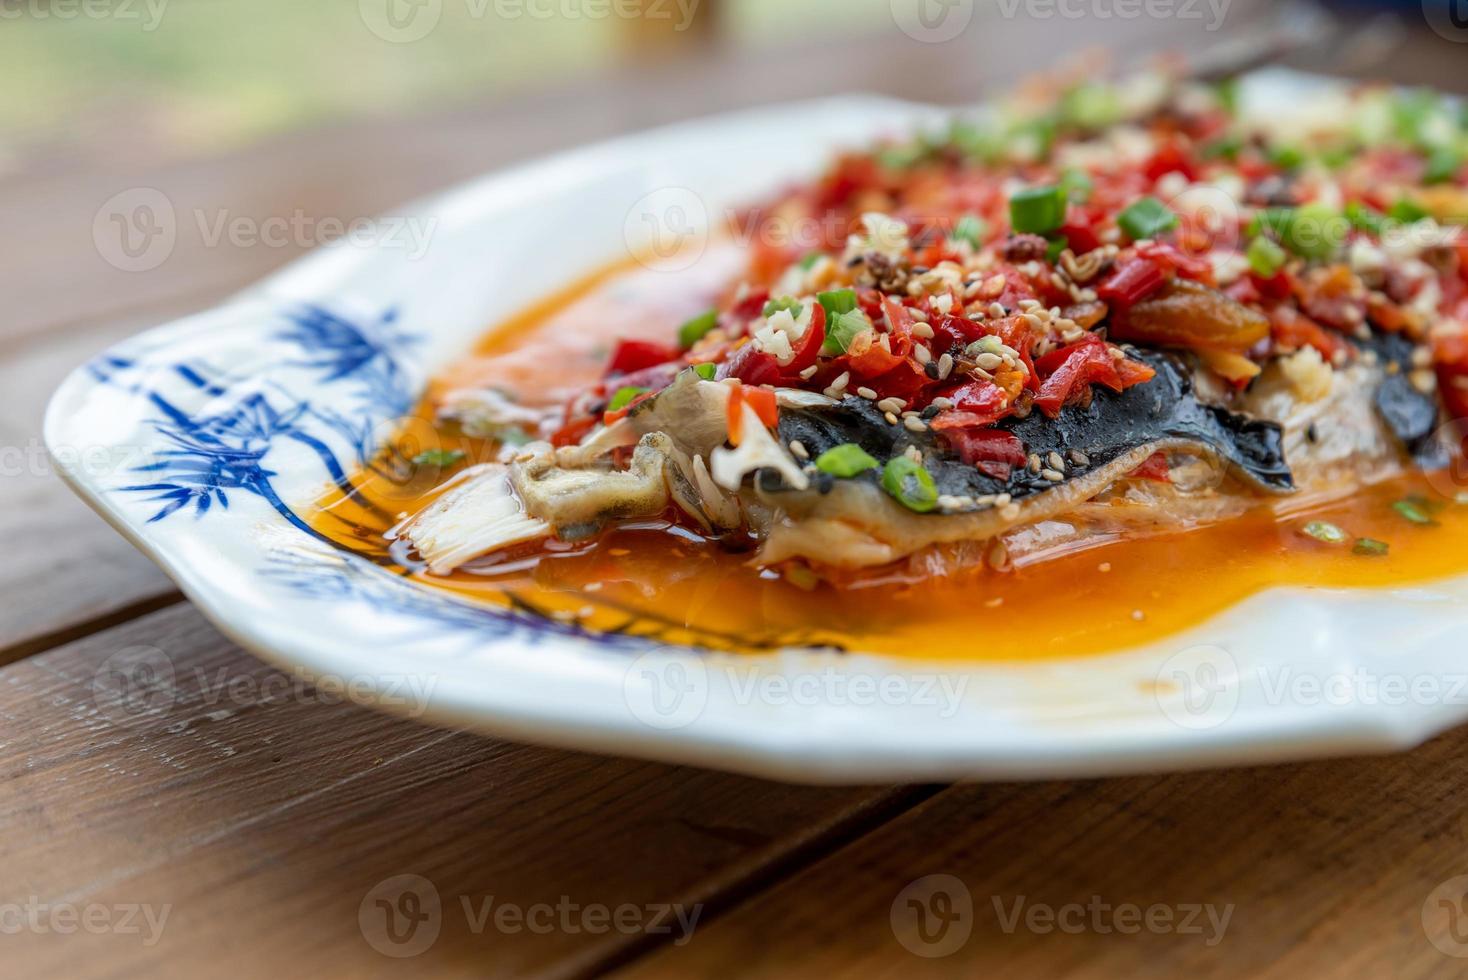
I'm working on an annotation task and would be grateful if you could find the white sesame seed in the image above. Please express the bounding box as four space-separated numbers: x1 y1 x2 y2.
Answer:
1131 609 1146 622
1000 503 1021 521
994 493 1011 505
823 371 850 399
912 322 935 339
857 386 879 400
789 440 809 460
931 397 955 410
1019 299 1042 311
884 411 899 425
877 396 905 414
914 344 932 365
1022 313 1045 330
1027 453 1042 473
1041 468 1064 482
1069 449 1090 466
798 364 819 380
904 416 927 432
988 302 1007 318
1047 451 1065 471
1098 562 1112 573
937 353 954 380
974 352 1003 371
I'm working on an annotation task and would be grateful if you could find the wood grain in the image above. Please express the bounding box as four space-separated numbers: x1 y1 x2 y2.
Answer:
0 602 927 978
618 734 1468 978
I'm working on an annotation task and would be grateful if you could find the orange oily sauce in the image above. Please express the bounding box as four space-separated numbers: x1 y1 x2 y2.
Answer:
309 257 1468 662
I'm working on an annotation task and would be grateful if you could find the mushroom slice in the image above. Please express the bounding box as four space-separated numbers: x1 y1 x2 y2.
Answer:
391 465 549 575
510 434 676 539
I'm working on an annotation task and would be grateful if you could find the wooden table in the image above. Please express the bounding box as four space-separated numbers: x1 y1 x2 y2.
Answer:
7 13 1468 977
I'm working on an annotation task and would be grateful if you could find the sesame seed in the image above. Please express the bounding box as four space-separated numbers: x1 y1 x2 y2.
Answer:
1131 609 1146 622
857 386 879 400
1022 313 1045 330
1041 468 1064 482
823 371 850 398
1047 451 1065 471
904 445 923 464
1000 503 1021 521
924 361 941 380
937 353 954 380
912 322 935 339
1019 299 1042 311
994 493 1011 505
974 352 1003 371
904 416 928 432
1098 562 1112 573
798 364 819 380
1027 453 1042 473
877 396 906 414
789 440 809 460
931 397 955 410
1069 449 1090 467
988 302 1008 318
884 411 899 425
914 344 932 365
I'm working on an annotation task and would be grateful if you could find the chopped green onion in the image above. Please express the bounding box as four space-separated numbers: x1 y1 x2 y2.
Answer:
1389 198 1431 224
1424 145 1463 185
1009 185 1067 235
881 457 938 513
677 309 719 349
1268 145 1306 171
1246 236 1287 278
1045 235 1069 264
1060 83 1122 129
878 142 927 170
952 213 986 249
1345 201 1389 236
762 297 804 320
1393 498 1437 525
691 362 717 381
948 120 1004 163
814 443 880 478
1353 538 1390 557
821 309 872 356
1116 196 1178 242
817 289 858 319
1260 204 1345 261
1059 168 1094 202
1319 145 1354 170
1200 136 1242 161
1302 521 1349 544
607 386 649 413
1215 78 1240 114
798 252 822 270
412 449 466 468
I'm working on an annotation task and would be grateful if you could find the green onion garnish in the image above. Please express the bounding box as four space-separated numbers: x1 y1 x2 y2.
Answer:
1060 83 1122 129
677 309 720 349
412 449 466 468
1009 185 1067 235
1302 521 1349 544
1059 168 1094 202
1259 204 1345 261
814 443 880 478
762 297 804 320
1345 201 1388 236
817 289 858 319
1045 235 1069 264
1393 499 1436 525
1268 145 1306 171
881 457 939 513
1117 196 1178 242
607 386 649 413
798 252 822 270
820 309 872 356
952 213 986 249
691 363 717 381
1389 198 1431 224
1246 236 1287 278
1353 538 1390 557
1424 146 1463 184
1200 136 1242 161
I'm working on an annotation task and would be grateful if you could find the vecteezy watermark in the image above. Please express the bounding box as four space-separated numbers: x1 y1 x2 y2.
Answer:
622 186 710 273
622 650 971 730
358 875 701 957
90 645 439 728
93 188 438 272
0 0 169 31
0 898 172 947
1153 644 1468 730
3 438 150 481
357 0 701 43
891 875 974 958
1422 0 1468 43
991 895 1234 945
891 0 1229 42
1423 875 1468 957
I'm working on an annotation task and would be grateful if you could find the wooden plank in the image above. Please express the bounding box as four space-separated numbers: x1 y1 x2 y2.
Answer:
619 734 1468 978
0 602 922 978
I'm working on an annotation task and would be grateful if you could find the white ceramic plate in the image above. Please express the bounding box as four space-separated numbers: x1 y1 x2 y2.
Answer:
48 76 1468 783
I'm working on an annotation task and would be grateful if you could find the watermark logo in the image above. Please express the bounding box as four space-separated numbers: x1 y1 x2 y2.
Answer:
1423 0 1468 42
1153 644 1240 731
0 899 171 946
94 188 176 273
1423 875 1468 957
992 895 1233 944
0 0 169 30
890 0 975 42
623 186 709 273
360 874 443 958
623 650 709 730
92 645 177 727
891 875 973 957
360 0 444 42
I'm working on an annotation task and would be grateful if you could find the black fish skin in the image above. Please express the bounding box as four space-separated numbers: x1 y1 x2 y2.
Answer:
1363 331 1449 470
776 348 1293 502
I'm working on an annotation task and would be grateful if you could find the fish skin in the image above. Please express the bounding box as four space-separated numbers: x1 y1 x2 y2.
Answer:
776 347 1293 503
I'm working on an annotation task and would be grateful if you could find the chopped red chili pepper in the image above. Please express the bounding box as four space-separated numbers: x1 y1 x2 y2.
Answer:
1130 451 1172 483
940 427 1028 480
1095 257 1168 307
744 385 778 429
606 339 680 376
943 377 1010 426
1033 335 1124 417
782 303 826 377
719 343 782 386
